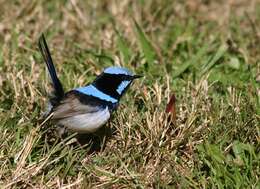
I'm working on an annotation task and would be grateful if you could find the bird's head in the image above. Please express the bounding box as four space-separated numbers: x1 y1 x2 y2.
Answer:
92 66 142 101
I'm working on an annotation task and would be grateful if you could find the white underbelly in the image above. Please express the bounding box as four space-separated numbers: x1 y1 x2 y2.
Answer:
57 107 111 133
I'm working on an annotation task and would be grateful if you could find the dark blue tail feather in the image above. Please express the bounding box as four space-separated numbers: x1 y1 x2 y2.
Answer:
38 34 64 105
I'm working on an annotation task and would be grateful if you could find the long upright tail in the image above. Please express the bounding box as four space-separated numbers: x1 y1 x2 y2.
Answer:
38 34 64 105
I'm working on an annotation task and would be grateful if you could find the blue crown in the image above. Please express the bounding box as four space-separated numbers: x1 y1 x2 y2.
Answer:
104 67 133 76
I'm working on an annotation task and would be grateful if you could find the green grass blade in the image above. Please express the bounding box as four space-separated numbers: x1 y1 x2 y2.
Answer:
172 43 209 79
115 29 132 64
134 20 157 65
201 44 228 75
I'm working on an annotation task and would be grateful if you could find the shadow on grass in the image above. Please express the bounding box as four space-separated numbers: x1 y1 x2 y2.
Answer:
75 125 116 153
39 122 116 154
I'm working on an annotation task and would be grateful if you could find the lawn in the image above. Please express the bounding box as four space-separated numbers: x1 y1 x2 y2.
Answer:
0 0 259 188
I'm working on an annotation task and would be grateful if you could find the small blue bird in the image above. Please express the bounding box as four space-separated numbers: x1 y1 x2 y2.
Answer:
38 34 141 133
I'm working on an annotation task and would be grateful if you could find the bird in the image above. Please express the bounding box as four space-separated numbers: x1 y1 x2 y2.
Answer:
38 34 141 134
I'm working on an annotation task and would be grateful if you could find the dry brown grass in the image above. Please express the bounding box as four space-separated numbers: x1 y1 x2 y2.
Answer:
0 0 259 188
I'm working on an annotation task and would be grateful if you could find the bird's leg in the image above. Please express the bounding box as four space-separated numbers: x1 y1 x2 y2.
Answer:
56 124 67 138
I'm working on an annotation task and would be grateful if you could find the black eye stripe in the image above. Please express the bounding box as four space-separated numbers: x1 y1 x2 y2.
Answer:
92 73 132 99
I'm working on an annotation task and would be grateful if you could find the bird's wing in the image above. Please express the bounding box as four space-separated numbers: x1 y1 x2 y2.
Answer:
52 92 101 119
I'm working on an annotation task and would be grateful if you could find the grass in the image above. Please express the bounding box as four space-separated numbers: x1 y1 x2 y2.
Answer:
0 0 259 188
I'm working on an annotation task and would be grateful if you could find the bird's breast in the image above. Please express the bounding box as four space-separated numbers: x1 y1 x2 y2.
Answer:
56 106 110 133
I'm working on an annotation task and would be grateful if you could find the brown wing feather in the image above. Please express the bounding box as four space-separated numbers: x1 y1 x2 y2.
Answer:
52 93 100 119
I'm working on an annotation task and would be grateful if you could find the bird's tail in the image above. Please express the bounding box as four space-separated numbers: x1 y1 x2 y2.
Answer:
38 34 64 105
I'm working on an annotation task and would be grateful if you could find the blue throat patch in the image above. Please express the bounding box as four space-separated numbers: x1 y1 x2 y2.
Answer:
116 80 131 95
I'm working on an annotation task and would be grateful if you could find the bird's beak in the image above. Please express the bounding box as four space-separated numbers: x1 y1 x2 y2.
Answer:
132 75 143 79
